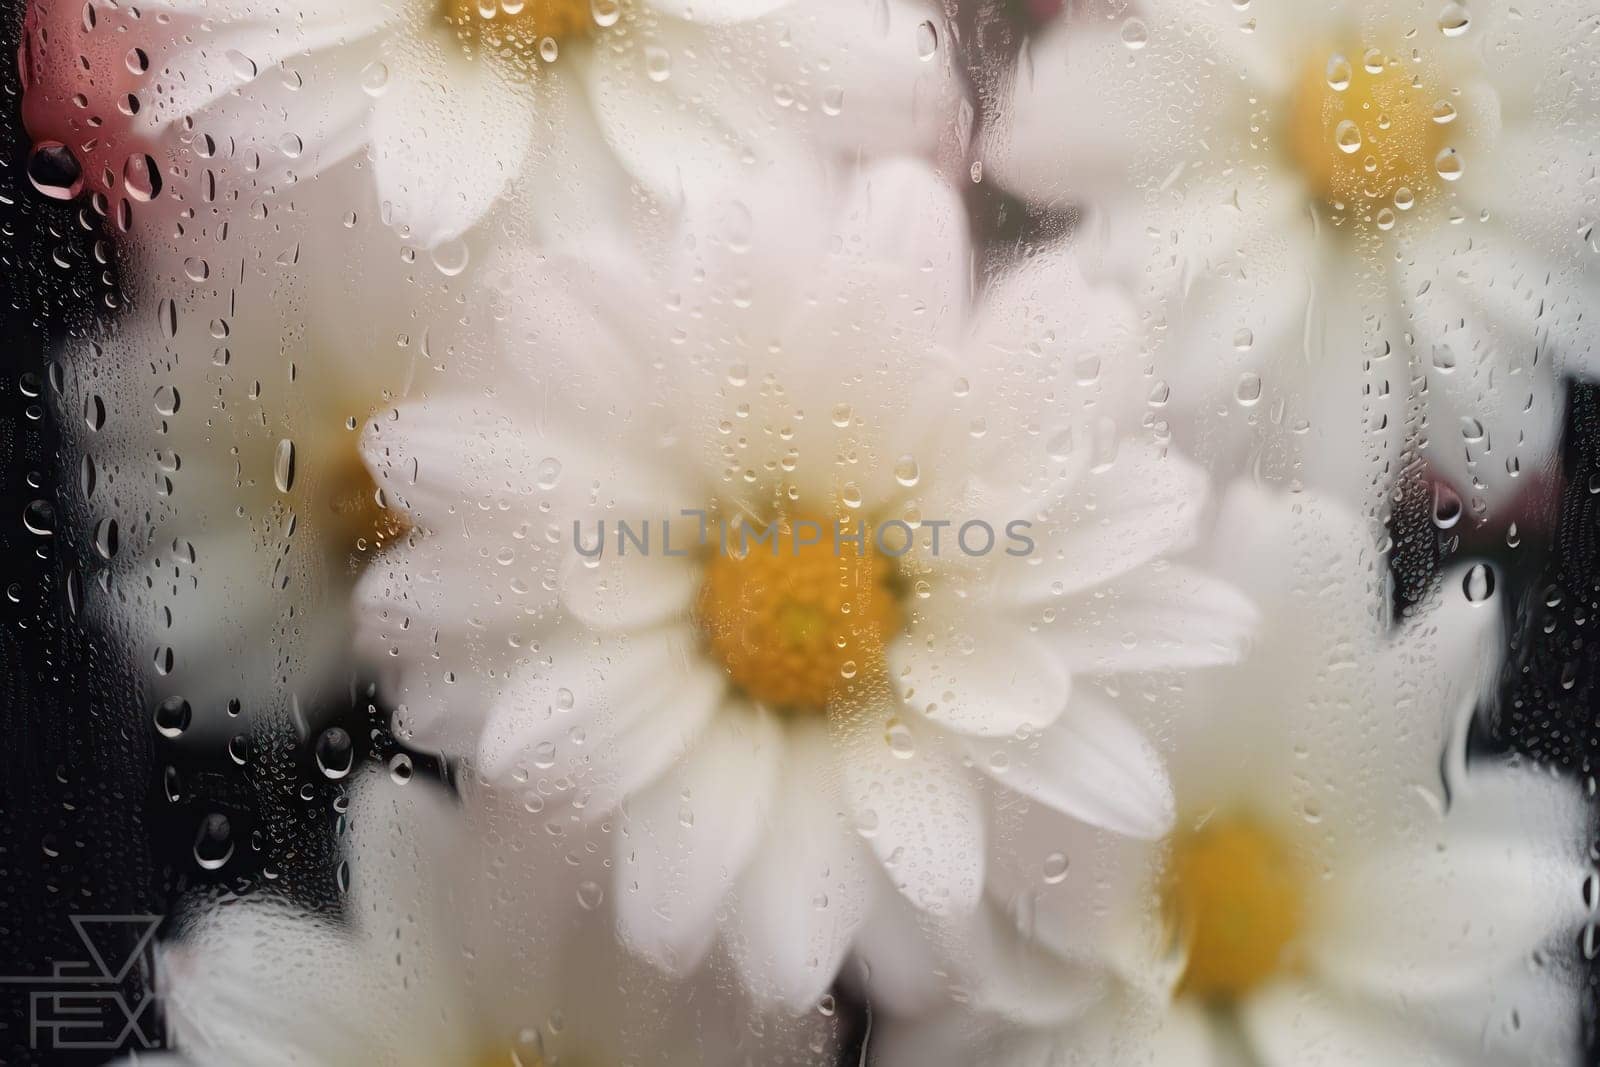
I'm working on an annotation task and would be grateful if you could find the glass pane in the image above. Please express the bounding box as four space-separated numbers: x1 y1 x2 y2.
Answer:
3 0 1597 1063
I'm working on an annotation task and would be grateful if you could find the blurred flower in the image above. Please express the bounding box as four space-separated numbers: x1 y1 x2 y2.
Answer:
989 1 1598 514
24 0 961 248
357 158 1255 1008
134 771 838 1066
874 485 1588 1066
55 163 428 747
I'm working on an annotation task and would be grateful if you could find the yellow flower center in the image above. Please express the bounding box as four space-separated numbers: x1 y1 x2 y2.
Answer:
325 430 410 563
1286 45 1451 212
442 0 610 62
695 516 902 712
1164 815 1305 1001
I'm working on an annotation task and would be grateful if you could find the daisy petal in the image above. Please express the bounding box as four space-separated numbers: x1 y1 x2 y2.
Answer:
476 625 699 782
889 615 1071 738
1053 564 1257 674
1002 445 1210 605
1307 766 1585 1005
840 712 985 917
559 548 700 633
615 707 782 975
159 902 462 1065
370 46 535 247
1239 979 1490 1067
970 691 1174 839
728 722 872 1008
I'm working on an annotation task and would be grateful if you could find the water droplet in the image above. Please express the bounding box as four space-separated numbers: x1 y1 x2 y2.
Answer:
644 45 671 82
154 384 180 416
1434 147 1463 181
430 239 469 277
1325 54 1352 91
1438 3 1470 37
22 499 54 536
1463 563 1495 603
1235 372 1263 406
314 727 354 779
26 143 83 201
884 717 915 758
226 49 258 80
893 455 920 487
193 813 234 870
1043 852 1070 884
93 516 119 559
361 60 390 95
576 880 604 909
915 19 938 60
153 696 192 738
1334 119 1363 155
122 153 162 202
1432 483 1462 529
273 439 296 493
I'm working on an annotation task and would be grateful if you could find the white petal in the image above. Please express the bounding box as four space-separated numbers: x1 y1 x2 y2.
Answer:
967 246 1140 417
1307 766 1586 1007
579 23 760 210
598 658 725 805
972 691 1173 839
646 0 789 23
817 157 970 332
1377 564 1504 790
615 706 783 974
159 903 464 1065
357 534 548 754
1000 445 1211 606
762 0 961 159
1239 979 1490 1067
986 23 1157 206
344 773 462 926
473 620 713 790
890 613 1071 737
370 43 536 246
1052 564 1257 675
559 546 700 633
839 712 985 916
844 875 948 1014
511 65 638 243
1396 221 1573 502
153 33 379 192
1205 482 1383 626
727 723 873 1008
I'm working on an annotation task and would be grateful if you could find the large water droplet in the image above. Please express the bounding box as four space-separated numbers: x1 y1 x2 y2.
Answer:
27 143 83 200
193 813 234 870
153 696 192 738
273 439 296 493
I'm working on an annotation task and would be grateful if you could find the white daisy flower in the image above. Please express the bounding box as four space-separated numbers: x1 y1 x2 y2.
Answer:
130 771 839 1066
988 1 1598 512
357 158 1256 1008
57 164 423 745
874 485 1589 1066
48 0 963 248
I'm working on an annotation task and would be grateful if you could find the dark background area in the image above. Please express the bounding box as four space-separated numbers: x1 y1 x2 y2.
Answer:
1 0 1598 1062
